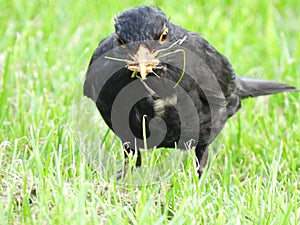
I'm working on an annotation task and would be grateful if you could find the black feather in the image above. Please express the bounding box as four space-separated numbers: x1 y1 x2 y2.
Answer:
236 76 297 99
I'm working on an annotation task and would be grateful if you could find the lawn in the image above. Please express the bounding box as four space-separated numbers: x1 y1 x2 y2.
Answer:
0 0 299 224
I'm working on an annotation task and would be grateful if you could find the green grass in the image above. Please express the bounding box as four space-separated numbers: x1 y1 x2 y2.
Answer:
1 0 299 224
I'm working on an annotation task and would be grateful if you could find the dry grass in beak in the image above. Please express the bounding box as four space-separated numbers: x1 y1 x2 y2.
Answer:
126 45 160 80
105 37 187 84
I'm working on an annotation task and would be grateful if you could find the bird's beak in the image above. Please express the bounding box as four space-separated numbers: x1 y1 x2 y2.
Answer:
139 61 147 80
127 44 159 80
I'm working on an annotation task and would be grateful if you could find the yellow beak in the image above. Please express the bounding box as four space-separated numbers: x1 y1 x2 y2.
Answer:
139 62 147 80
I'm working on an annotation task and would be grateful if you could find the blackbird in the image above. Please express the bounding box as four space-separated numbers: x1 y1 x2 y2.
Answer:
84 6 297 178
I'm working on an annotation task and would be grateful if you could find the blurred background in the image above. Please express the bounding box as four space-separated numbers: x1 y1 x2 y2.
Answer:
0 0 299 224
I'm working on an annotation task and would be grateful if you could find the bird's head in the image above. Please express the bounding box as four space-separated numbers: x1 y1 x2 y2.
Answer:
113 6 171 79
114 6 169 45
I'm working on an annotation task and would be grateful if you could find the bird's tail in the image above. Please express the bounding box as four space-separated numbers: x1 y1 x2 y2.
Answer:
236 76 297 99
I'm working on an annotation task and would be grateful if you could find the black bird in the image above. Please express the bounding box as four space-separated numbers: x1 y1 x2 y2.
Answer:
84 6 297 178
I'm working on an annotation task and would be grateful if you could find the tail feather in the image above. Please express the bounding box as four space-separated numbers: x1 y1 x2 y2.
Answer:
236 76 298 99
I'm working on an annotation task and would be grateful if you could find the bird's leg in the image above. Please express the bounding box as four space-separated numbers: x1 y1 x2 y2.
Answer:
195 146 209 177
115 144 142 180
124 144 142 167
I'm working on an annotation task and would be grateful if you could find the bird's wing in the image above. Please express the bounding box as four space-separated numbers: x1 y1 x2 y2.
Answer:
84 33 130 102
88 33 115 67
181 32 236 103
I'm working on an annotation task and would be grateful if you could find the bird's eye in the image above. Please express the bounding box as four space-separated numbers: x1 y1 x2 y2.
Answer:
116 34 126 47
159 27 168 44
